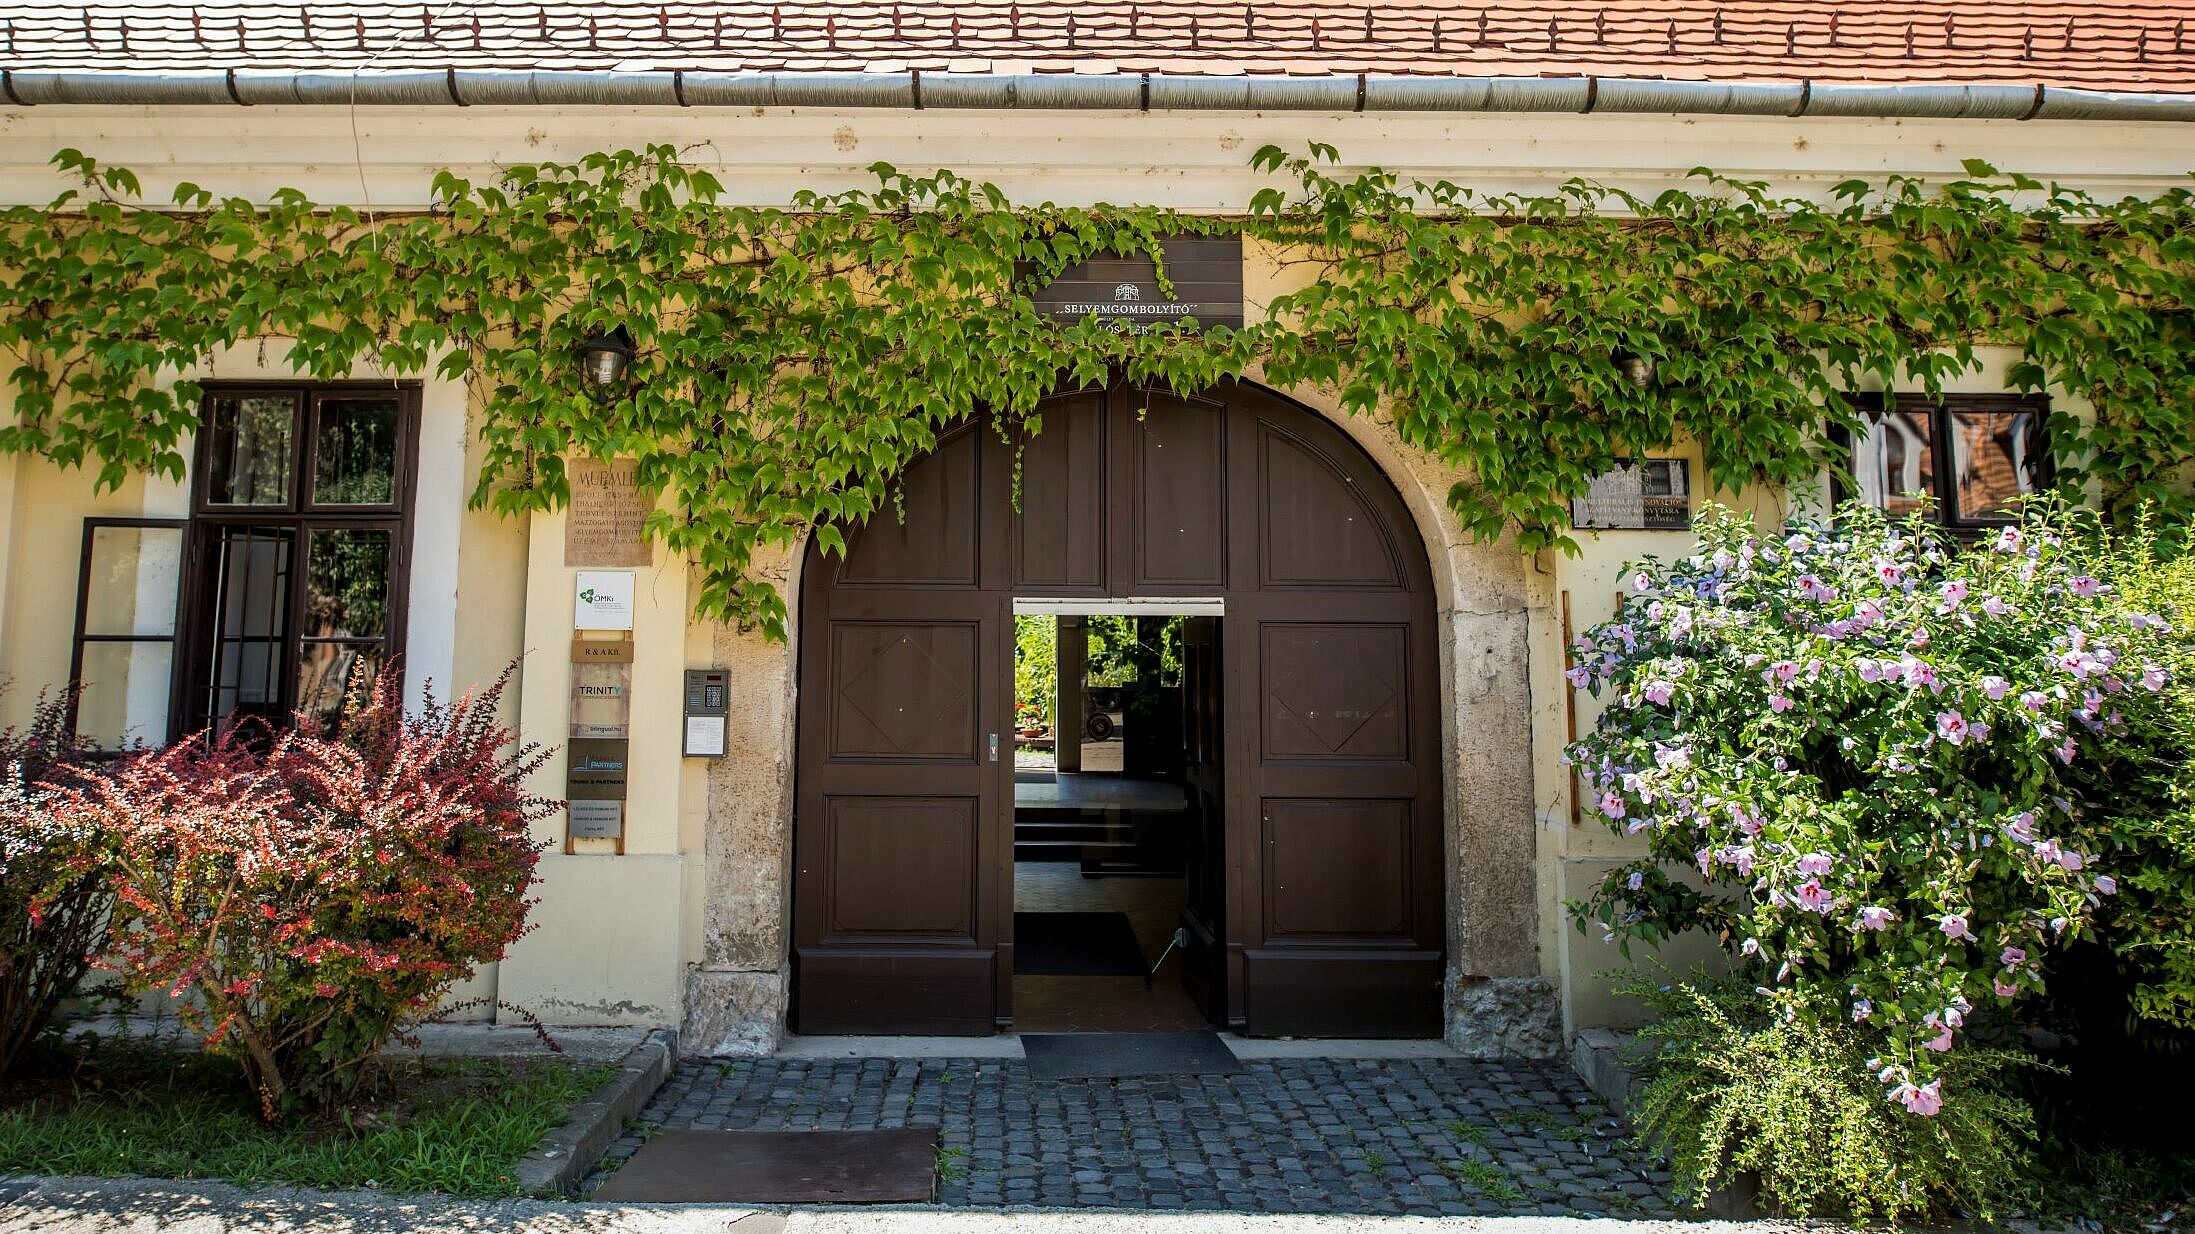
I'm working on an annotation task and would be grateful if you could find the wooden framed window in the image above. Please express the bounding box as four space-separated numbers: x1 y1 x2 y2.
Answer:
1847 393 2050 528
172 384 421 738
69 518 187 750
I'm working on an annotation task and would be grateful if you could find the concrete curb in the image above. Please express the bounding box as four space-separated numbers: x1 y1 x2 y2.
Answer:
514 1027 676 1197
1569 1027 1643 1110
1568 1029 1761 1221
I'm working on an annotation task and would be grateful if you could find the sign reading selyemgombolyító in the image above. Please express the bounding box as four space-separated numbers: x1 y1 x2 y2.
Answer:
1023 235 1243 334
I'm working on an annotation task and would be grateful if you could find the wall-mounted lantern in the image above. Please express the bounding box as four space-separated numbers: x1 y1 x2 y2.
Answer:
1610 348 1656 390
580 324 635 396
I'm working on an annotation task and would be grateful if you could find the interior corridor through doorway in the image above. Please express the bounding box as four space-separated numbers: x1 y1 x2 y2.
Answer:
1009 604 1224 1032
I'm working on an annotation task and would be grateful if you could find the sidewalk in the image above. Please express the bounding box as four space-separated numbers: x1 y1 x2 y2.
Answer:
0 1176 1770 1234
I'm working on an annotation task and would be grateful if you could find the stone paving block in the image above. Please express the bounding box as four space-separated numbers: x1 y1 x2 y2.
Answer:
586 1054 1674 1216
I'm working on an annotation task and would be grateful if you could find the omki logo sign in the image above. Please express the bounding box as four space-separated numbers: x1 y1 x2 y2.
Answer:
573 570 636 631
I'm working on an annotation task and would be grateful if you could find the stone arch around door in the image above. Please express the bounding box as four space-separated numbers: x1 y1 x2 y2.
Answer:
757 376 1548 1046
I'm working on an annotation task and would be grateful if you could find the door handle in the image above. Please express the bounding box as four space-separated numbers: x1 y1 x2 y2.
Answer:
988 733 999 763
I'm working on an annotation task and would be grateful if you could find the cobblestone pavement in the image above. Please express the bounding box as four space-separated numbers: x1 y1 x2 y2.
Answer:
592 1056 1676 1217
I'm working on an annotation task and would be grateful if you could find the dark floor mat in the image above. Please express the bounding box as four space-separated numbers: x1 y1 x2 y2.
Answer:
1014 910 1148 976
1021 1031 1247 1080
591 1129 938 1203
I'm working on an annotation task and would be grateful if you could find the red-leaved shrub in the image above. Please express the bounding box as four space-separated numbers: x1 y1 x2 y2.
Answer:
48 668 551 1118
0 691 104 1076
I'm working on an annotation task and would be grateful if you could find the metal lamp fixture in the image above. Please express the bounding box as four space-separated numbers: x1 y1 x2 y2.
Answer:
580 324 635 394
1610 348 1656 389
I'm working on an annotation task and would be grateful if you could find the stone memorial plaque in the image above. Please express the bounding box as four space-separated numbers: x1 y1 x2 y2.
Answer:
1024 235 1243 335
1571 458 1693 531
565 458 653 568
567 738 631 801
568 799 625 840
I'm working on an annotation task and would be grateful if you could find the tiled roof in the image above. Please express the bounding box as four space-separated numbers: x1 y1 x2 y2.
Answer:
2 2 2193 92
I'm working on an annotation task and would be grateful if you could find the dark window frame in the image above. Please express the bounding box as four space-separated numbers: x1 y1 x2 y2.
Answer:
1845 392 2052 529
175 382 422 740
68 516 189 751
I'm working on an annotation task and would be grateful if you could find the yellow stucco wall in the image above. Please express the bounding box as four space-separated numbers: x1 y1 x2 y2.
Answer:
0 104 2163 1045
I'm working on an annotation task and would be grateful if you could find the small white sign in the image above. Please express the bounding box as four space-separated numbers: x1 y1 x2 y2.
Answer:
574 570 636 631
684 715 728 758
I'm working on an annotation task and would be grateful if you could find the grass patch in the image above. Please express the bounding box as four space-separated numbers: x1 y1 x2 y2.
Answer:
1442 1119 1490 1147
0 1039 610 1197
1494 1108 1590 1142
1443 1155 1525 1203
935 1145 968 1183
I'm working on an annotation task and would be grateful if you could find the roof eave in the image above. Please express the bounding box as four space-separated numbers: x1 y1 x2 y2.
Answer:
3 69 2193 121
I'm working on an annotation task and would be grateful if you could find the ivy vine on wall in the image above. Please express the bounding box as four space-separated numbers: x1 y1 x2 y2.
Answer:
0 144 2189 635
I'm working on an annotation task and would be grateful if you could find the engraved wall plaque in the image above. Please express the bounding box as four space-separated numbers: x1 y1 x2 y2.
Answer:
1571 458 1694 531
564 457 654 567
568 799 625 840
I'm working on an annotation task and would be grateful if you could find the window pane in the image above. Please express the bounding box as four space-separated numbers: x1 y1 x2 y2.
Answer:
82 524 183 637
1949 407 2041 521
206 526 295 730
1876 410 1936 516
296 642 382 730
312 398 401 506
305 528 392 641
76 641 174 749
203 394 297 506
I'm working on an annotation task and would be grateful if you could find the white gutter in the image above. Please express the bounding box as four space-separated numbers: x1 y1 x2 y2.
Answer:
2 69 2192 121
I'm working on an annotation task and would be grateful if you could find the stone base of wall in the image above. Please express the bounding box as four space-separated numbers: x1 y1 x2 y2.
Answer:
1445 975 1563 1059
682 968 788 1056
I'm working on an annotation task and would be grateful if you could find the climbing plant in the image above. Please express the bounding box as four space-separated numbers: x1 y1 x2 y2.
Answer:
1 143 2190 636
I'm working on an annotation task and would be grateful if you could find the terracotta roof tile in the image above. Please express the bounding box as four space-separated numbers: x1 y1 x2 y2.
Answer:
2 2 2192 93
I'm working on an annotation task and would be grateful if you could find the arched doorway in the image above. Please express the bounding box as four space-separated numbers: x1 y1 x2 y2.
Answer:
792 377 1444 1037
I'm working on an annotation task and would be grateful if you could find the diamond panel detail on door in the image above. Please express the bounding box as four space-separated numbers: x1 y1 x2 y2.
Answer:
794 426 1006 1035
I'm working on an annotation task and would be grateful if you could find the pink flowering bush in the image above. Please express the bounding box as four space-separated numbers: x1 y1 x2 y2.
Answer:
1569 502 2173 1117
46 669 552 1119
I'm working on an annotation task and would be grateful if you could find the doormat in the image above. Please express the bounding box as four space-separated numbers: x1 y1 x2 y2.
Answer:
1014 911 1148 976
590 1129 939 1203
1021 1031 1248 1080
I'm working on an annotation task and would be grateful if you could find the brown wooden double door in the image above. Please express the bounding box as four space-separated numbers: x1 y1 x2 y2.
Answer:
794 378 1444 1037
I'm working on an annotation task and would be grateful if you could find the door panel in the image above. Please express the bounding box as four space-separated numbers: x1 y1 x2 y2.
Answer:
794 427 1006 1035
1258 423 1403 588
1127 396 1228 591
840 430 981 587
826 624 980 761
822 796 978 936
1260 798 1414 937
1231 389 1445 1039
1259 623 1410 762
1010 391 1108 593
